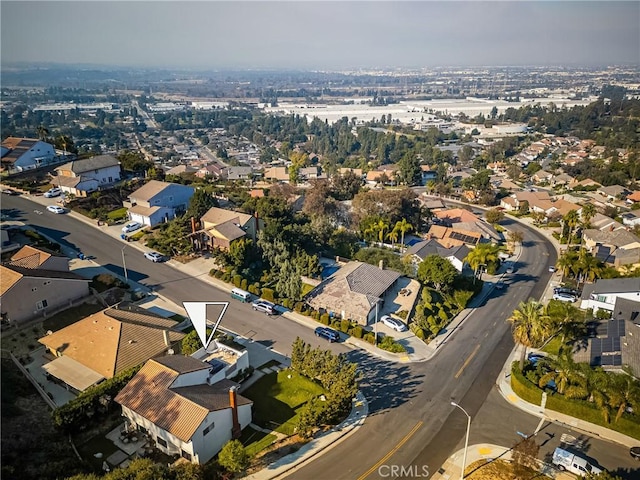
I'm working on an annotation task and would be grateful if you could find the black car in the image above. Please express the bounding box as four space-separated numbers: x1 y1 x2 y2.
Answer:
630 446 640 460
314 326 340 343
554 287 579 297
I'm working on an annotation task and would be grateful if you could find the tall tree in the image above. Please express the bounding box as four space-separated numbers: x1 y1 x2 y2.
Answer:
563 209 580 245
185 188 218 222
417 255 458 292
464 243 501 276
218 440 249 474
392 218 414 249
581 203 597 229
508 299 552 371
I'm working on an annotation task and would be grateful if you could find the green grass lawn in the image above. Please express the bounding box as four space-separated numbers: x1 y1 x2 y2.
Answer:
301 283 315 297
243 370 324 435
541 336 563 356
107 207 128 222
239 426 277 457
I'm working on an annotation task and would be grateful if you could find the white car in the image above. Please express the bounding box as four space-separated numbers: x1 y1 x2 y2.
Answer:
380 315 408 332
553 293 576 303
44 187 62 198
144 251 164 262
46 205 66 214
252 300 276 315
122 221 143 233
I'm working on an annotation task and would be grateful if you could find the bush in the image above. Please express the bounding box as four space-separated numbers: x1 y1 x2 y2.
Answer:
240 278 248 290
294 302 304 313
595 309 612 319
248 284 258 295
396 310 408 320
320 313 330 325
215 269 225 279
209 268 218 277
261 288 275 302
233 275 242 288
510 362 543 406
340 319 351 333
311 310 320 320
378 335 406 353
350 326 364 339
90 273 129 292
438 309 449 323
363 332 375 344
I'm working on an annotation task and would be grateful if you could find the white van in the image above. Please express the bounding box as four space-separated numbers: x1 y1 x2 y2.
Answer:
552 447 602 476
230 288 251 303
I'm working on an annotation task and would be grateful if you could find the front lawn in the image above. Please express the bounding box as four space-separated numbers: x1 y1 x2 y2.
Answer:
239 426 277 457
242 370 324 435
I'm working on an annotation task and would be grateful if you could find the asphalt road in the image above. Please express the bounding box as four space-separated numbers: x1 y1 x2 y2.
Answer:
3 195 638 478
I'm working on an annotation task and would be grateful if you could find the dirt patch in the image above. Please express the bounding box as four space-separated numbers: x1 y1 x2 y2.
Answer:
246 434 310 474
464 459 551 480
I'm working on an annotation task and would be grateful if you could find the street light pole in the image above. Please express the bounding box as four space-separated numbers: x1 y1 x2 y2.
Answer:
451 401 471 480
121 246 128 284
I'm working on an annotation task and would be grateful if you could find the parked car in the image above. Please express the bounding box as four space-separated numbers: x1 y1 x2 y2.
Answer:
122 221 143 233
527 352 547 366
630 446 640 460
252 299 276 315
380 315 408 332
505 262 515 274
554 287 579 297
552 447 602 475
144 251 164 262
549 265 556 273
1 188 18 195
553 292 576 303
46 205 66 214
314 326 340 342
44 187 62 198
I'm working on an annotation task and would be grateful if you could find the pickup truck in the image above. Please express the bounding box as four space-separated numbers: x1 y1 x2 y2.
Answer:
552 447 602 476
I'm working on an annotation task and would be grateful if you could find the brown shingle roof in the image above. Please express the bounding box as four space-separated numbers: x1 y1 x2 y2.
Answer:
1 137 41 164
130 180 172 202
201 207 253 227
0 265 23 296
115 359 252 442
38 305 185 379
9 245 60 268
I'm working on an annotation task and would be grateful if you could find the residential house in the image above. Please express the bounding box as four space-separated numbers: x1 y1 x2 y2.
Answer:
38 304 185 393
405 239 469 273
621 211 640 228
419 196 446 212
125 180 195 227
298 166 324 182
531 170 553 184
551 199 581 217
434 208 479 226
55 155 121 197
115 355 252 464
427 225 482 248
551 173 575 187
580 278 640 314
569 178 601 190
365 166 398 186
199 207 262 251
224 166 253 181
1 137 56 172
306 261 402 326
339 167 363 178
195 164 223 180
626 191 640 205
582 228 640 266
1 264 90 325
420 165 438 184
8 245 70 271
166 165 198 176
263 166 289 182
597 185 629 202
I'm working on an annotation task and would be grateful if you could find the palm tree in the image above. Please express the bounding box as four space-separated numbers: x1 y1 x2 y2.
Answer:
563 210 580 245
576 250 604 285
464 243 501 277
606 371 640 423
508 299 553 371
580 203 597 229
36 125 49 141
539 355 587 398
556 249 579 279
364 219 389 244
386 229 399 246
392 219 414 250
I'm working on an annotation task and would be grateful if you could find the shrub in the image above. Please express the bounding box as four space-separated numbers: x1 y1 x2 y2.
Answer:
378 335 406 353
438 309 449 323
215 269 225 279
294 302 304 313
340 319 351 333
261 288 275 302
350 326 364 339
320 313 330 325
415 328 426 340
595 309 612 319
248 284 257 295
253 282 261 292
396 310 408 320
209 268 218 277
240 278 248 290
363 332 375 344
233 275 242 288
90 273 129 292
311 310 320 320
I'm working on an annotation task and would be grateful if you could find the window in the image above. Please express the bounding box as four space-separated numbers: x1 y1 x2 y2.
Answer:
203 422 214 436
597 295 607 303
181 450 192 461
156 437 167 447
36 299 48 310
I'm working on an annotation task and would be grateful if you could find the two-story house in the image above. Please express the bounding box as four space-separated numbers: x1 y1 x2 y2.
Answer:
1 137 56 173
199 207 263 251
115 355 253 464
125 180 195 227
1 246 90 325
54 155 121 197
580 278 640 314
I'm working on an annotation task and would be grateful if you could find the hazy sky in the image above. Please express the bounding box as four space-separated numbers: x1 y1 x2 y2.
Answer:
2 1 638 70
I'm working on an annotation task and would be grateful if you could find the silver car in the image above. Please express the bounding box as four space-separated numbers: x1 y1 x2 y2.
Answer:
380 315 408 332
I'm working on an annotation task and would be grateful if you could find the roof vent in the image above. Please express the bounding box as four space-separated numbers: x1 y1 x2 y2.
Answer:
46 330 52 335
167 349 174 355
128 340 136 344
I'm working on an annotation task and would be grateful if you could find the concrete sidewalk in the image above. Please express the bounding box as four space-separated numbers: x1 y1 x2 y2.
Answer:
497 344 639 449
433 443 575 480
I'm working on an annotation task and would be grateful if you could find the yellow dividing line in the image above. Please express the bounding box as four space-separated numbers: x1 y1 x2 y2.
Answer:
455 343 481 379
357 421 423 480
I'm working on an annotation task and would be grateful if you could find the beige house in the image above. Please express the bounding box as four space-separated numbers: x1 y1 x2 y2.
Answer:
199 207 263 251
38 304 185 392
8 245 70 271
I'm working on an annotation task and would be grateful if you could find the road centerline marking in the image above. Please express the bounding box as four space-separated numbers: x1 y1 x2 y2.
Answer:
357 421 423 480
455 343 481 379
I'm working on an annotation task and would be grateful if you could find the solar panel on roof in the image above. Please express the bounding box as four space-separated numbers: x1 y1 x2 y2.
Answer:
592 338 603 355
595 245 611 262
612 355 622 366
613 337 621 351
591 355 602 366
601 356 613 366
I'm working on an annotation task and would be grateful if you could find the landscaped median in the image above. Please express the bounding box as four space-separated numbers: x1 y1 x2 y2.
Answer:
510 362 640 441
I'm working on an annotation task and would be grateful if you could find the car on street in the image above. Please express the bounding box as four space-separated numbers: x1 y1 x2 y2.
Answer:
314 326 340 342
553 292 576 303
505 262 515 274
46 205 66 214
43 187 62 198
554 287 579 297
630 446 640 460
122 221 143 233
380 315 408 332
144 251 164 262
252 299 276 315
549 265 556 273
1 188 18 195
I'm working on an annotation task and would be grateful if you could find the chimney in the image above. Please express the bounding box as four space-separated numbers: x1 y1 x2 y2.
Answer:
229 386 242 439
379 259 385 270
162 330 170 347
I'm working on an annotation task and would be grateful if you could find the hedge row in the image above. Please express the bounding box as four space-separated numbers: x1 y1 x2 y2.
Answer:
510 362 640 440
